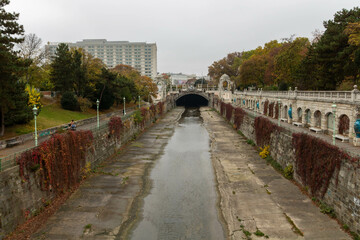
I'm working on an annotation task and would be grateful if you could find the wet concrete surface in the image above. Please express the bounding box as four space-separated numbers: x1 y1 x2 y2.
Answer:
129 108 224 240
201 107 350 240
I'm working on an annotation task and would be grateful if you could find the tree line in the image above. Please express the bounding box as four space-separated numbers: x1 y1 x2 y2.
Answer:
208 7 360 91
0 0 157 136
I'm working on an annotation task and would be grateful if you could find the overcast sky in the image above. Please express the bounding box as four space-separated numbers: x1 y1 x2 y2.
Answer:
6 0 360 76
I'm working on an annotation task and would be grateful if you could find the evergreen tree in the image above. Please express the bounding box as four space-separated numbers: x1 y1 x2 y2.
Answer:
50 43 73 93
0 0 26 136
303 7 360 89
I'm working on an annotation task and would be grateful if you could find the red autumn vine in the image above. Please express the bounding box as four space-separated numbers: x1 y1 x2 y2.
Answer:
220 101 226 116
292 133 356 198
108 116 123 139
157 102 164 115
17 130 93 193
254 116 281 147
150 104 156 117
338 115 350 135
263 100 269 115
234 107 245 129
225 103 233 121
268 102 274 118
275 103 279 119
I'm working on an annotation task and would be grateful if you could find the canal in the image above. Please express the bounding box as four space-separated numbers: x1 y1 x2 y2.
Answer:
130 107 225 240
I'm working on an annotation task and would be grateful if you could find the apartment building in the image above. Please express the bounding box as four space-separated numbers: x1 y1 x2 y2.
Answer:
45 39 157 79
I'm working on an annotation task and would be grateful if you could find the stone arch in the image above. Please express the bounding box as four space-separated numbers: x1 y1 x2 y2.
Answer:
218 74 233 91
314 110 322 128
304 109 311 126
326 112 334 130
338 114 350 135
283 105 288 119
297 107 303 122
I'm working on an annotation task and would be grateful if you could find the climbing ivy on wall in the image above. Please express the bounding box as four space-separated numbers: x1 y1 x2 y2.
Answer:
225 103 233 121
220 101 226 116
292 133 356 198
338 115 350 135
157 101 164 115
150 104 156 117
234 107 246 129
17 130 93 193
254 116 281 147
268 102 274 118
263 100 269 115
108 116 123 139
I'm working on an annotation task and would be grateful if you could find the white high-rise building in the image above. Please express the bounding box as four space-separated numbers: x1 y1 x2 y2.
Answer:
45 39 157 79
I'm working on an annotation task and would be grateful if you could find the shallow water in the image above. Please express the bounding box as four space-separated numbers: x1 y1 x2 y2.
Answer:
130 108 225 240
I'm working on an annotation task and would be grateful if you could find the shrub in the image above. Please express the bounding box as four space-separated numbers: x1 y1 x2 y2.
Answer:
77 97 92 112
133 110 144 126
61 91 78 111
284 164 294 179
259 145 270 158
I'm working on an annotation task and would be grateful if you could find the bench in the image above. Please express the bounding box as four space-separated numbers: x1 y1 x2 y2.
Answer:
309 127 323 134
6 137 23 148
335 134 349 143
280 118 287 122
293 122 303 127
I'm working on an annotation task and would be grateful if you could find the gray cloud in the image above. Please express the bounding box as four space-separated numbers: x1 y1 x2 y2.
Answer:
6 0 359 75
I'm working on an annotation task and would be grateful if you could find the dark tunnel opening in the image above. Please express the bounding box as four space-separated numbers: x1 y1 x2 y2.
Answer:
176 94 209 107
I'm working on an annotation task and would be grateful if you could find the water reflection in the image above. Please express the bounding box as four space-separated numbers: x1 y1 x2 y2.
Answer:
130 107 224 240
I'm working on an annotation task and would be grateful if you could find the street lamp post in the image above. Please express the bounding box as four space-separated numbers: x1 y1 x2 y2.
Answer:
332 103 337 145
278 99 281 126
96 99 100 129
32 105 38 147
123 97 126 115
138 95 141 109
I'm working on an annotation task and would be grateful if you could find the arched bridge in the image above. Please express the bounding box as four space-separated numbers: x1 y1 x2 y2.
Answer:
170 90 213 107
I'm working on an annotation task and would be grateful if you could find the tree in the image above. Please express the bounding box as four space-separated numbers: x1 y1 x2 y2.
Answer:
0 0 26 136
303 7 360 89
50 43 74 93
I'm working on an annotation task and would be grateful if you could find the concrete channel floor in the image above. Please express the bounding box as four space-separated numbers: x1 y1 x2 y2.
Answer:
201 107 351 240
31 108 185 240
31 107 351 240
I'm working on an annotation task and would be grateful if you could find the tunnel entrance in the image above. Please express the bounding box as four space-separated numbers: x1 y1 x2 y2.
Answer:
176 94 209 107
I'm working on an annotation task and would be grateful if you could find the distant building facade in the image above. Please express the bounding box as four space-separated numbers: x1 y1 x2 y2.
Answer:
168 73 197 85
45 39 157 79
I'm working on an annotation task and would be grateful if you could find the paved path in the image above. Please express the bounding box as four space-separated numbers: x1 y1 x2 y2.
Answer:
201 108 350 240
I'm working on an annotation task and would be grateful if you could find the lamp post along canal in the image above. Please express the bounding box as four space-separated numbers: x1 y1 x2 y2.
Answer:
123 97 126 115
32 105 38 147
138 95 141 109
96 99 100 129
332 103 336 145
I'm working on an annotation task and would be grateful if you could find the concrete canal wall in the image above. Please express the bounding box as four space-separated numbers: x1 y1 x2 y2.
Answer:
0 99 175 238
214 101 360 235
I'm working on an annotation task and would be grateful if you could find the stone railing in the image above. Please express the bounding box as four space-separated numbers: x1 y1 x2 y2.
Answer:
234 86 360 104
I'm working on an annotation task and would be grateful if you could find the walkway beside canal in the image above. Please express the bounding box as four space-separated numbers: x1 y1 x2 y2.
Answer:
31 108 184 239
201 107 350 240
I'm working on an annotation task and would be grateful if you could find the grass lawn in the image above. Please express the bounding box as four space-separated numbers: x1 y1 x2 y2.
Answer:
1 103 95 140
0 97 140 140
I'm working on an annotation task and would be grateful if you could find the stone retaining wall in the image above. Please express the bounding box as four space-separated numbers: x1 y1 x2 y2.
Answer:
214 102 360 235
0 100 174 238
